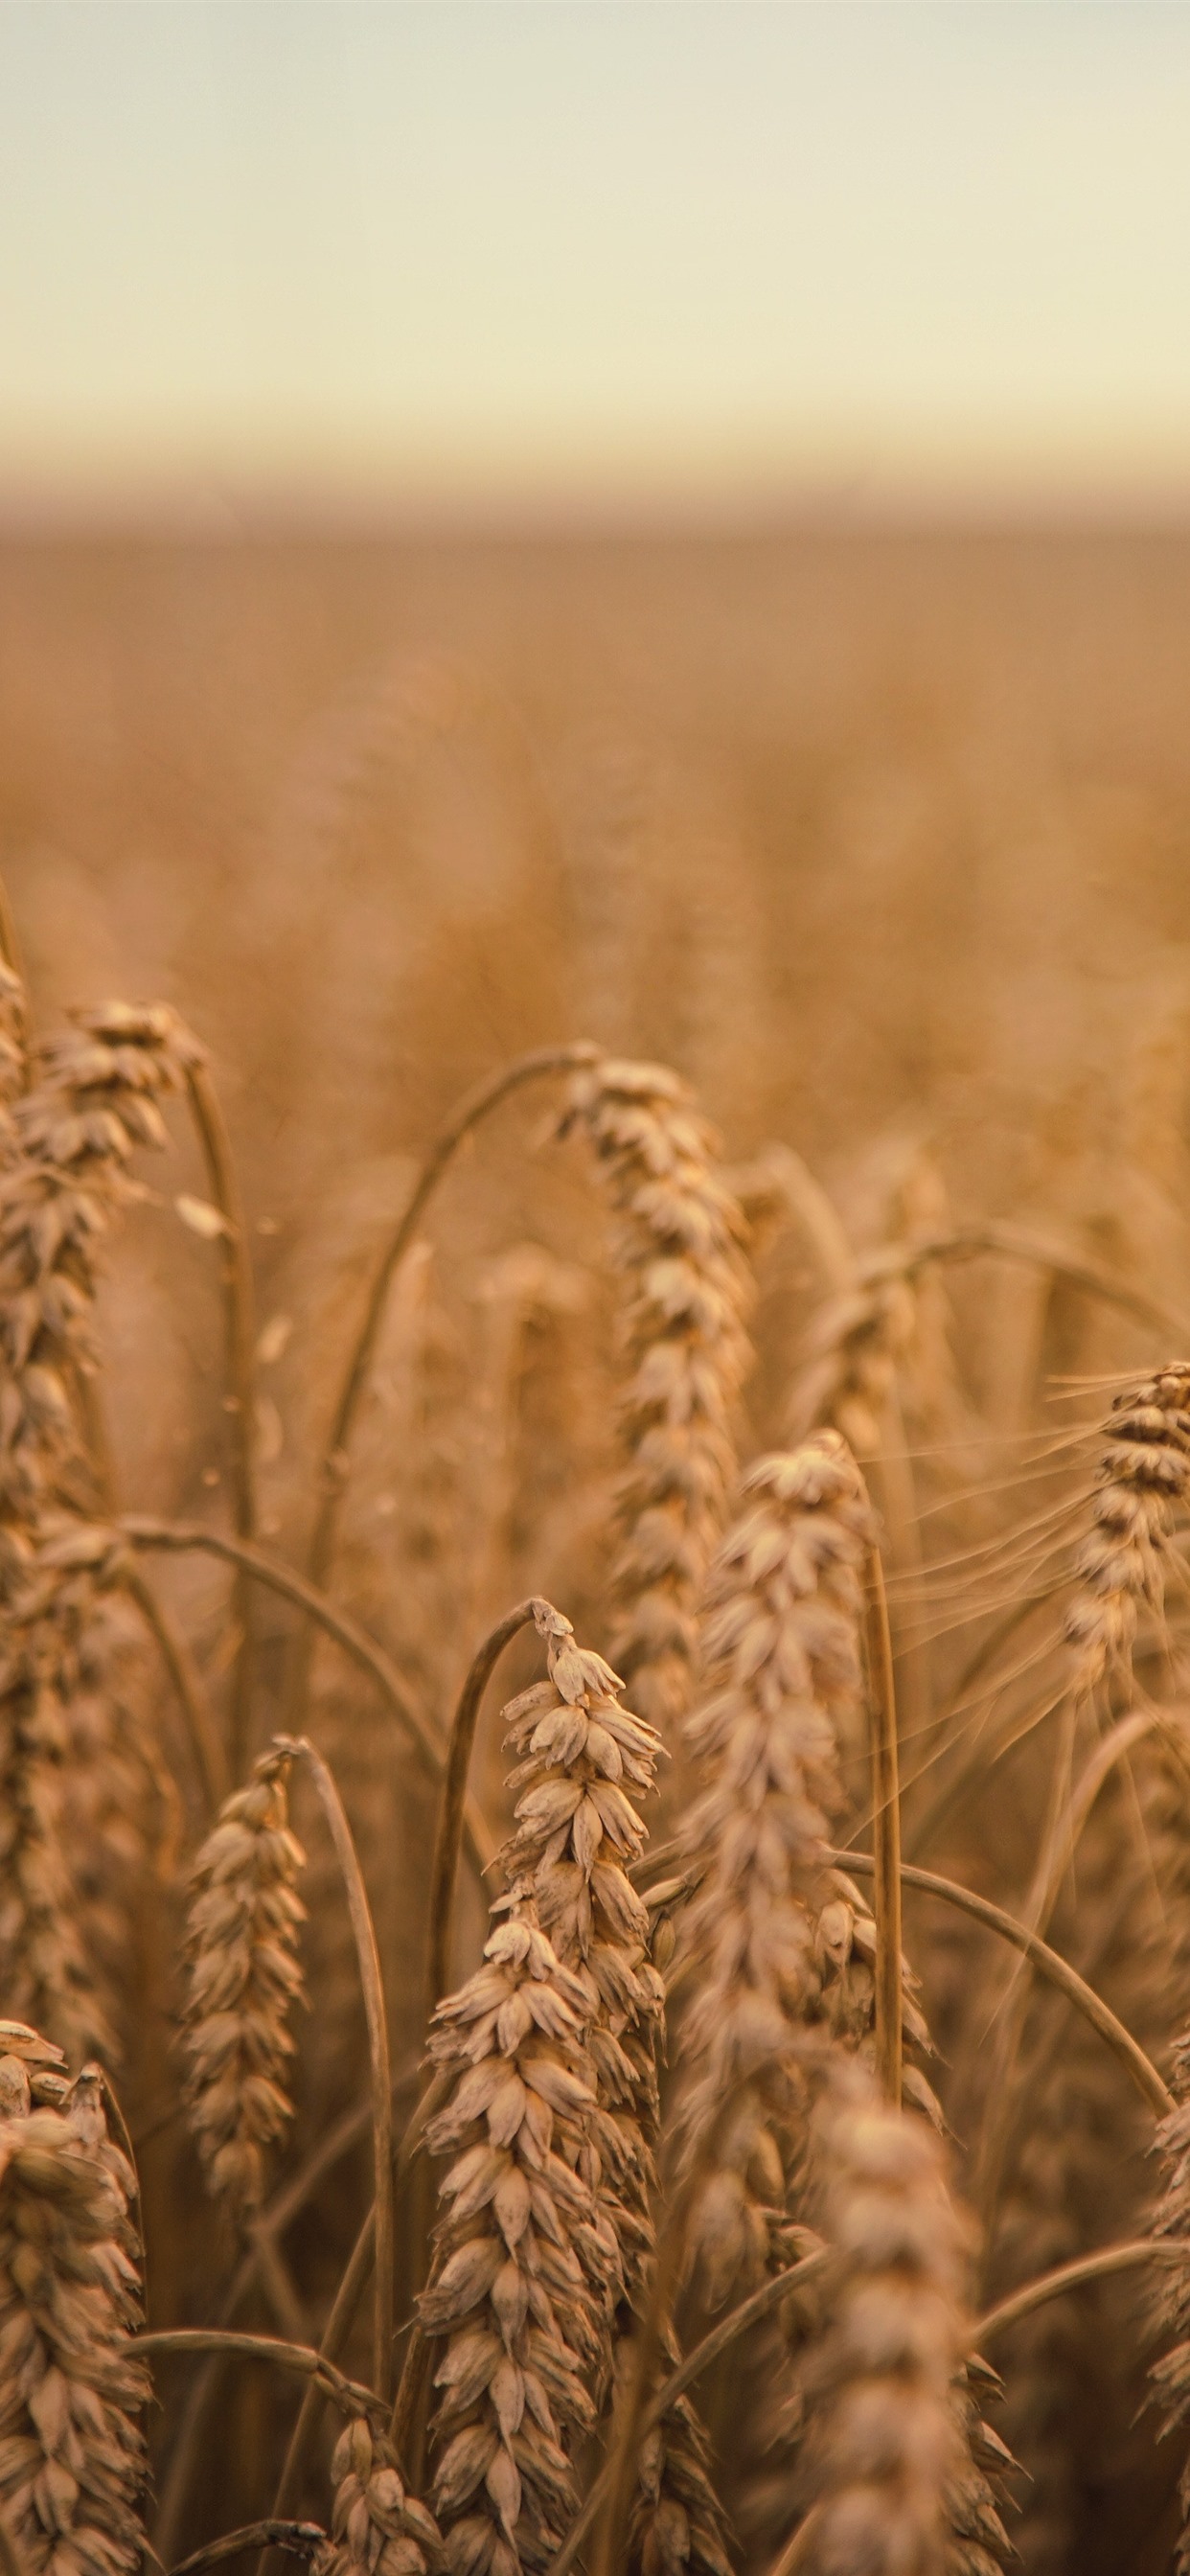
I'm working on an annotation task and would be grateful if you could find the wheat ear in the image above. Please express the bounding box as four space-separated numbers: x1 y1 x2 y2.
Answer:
0 2036 149 2573
1147 2027 1190 2570
1064 1363 1190 1699
672 1436 879 2308
672 1440 1011 2568
317 2416 442 2576
180 1744 307 2220
560 1056 752 1739
0 998 204 2058
498 1607 731 2576
418 1897 604 2576
796 2057 969 2576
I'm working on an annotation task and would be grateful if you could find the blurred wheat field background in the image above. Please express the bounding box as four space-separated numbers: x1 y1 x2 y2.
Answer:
5 517 1190 2576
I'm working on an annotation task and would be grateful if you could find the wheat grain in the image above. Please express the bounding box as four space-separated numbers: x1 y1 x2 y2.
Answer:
179 1744 306 2220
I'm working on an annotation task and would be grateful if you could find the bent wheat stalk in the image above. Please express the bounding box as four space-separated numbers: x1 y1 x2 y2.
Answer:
136 2330 380 2417
120 1516 496 1882
825 1850 1172 2116
977 2239 1190 2344
424 1596 551 2033
293 1040 601 1718
181 1054 258 1773
275 1736 395 2405
171 2524 326 2576
865 1548 903 2107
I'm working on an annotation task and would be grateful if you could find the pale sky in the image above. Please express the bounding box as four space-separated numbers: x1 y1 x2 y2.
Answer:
2 1 1190 518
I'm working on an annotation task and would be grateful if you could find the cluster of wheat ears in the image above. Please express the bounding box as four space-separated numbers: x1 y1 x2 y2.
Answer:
4 868 1190 2576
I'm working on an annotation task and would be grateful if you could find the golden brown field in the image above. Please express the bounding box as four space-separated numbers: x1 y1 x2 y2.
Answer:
3 518 1190 2576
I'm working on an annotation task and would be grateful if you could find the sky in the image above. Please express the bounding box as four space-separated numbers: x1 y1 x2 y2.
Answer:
2 1 1190 521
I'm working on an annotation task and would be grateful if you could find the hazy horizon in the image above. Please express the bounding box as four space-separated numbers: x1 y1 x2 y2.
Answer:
3 0 1190 526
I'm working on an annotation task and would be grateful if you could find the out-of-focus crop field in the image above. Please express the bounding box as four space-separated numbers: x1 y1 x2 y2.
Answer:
5 520 1190 2576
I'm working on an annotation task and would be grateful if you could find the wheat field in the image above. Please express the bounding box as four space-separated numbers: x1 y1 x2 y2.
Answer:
2 518 1190 2576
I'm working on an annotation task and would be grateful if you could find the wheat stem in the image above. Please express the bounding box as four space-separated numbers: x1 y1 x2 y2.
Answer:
137 2329 380 2416
885 1218 1190 1347
293 1041 601 1714
424 1597 547 2031
120 1562 229 1812
152 2079 418 2559
549 2242 835 2576
277 1736 394 2402
119 1516 496 1880
974 2238 1190 2342
825 1846 1171 2113
264 2068 451 2541
171 2522 327 2575
865 1546 903 2107
182 1059 258 1772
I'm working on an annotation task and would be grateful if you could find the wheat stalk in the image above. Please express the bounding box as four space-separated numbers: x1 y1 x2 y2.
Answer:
560 1056 752 1741
179 1744 307 2221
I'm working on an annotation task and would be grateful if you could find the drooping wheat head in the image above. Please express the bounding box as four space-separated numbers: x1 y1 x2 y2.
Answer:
179 1742 307 2220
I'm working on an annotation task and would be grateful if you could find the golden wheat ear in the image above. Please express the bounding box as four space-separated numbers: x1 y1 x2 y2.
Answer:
179 1743 307 2222
0 2032 150 2570
1064 1363 1190 1703
418 1899 604 2576
670 1436 880 2307
319 2416 442 2576
0 996 208 2063
794 2055 971 2576
560 1055 753 1750
498 1600 732 2576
